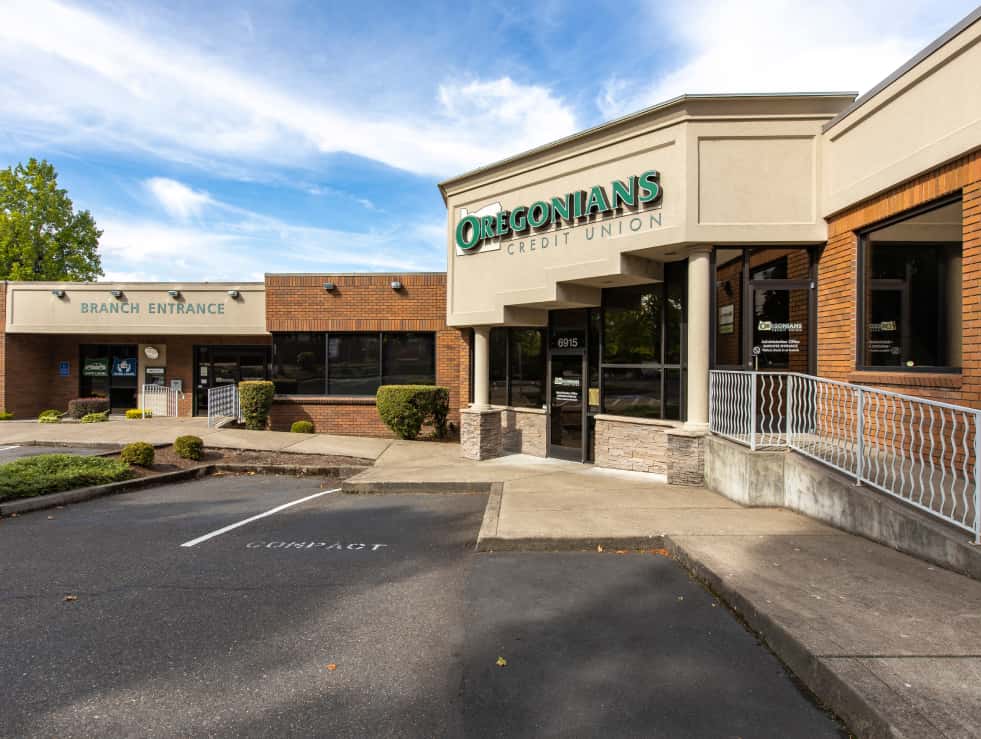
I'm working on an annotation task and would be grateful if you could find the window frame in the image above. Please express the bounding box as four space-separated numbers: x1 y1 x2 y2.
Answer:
855 194 963 374
488 326 547 409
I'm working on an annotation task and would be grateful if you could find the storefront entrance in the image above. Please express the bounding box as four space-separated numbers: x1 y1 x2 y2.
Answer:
548 352 587 461
80 344 138 411
193 345 271 415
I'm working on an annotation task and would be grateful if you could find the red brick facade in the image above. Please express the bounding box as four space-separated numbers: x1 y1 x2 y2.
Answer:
819 149 981 405
0 273 472 437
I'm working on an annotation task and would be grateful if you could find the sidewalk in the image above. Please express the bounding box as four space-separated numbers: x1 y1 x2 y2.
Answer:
3 419 979 736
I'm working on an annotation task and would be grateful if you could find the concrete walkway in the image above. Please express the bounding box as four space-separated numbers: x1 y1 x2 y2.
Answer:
3 418 979 736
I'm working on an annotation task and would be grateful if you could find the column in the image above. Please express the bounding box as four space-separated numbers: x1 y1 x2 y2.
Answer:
684 246 711 432
460 326 502 460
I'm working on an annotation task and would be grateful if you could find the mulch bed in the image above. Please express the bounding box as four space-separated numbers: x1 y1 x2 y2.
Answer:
107 446 370 478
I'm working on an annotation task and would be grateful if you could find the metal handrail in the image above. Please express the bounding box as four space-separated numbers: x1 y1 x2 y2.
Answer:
709 369 981 543
207 384 241 428
141 384 184 417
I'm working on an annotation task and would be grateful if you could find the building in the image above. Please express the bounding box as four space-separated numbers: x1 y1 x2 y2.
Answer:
441 8 981 482
0 273 470 435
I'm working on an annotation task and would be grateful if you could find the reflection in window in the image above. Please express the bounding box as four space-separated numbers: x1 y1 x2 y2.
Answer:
272 333 327 394
382 333 436 386
488 327 547 408
862 199 962 370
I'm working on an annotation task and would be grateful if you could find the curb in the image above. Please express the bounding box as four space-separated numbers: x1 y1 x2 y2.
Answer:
341 479 492 495
0 463 368 517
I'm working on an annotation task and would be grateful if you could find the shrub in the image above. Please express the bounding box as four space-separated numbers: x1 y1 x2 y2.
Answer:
125 409 152 419
0 411 13 421
67 397 110 419
0 454 133 501
376 385 449 440
81 411 109 423
120 441 154 466
239 380 275 430
174 435 204 461
290 420 314 434
38 409 61 419
39 416 60 424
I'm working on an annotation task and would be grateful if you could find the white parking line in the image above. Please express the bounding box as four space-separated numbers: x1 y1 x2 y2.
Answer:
180 488 341 548
0 445 20 452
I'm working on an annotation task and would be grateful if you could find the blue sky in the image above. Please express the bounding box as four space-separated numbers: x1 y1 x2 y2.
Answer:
0 0 976 281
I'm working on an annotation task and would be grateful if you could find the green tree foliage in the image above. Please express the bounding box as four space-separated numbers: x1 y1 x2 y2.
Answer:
0 158 103 281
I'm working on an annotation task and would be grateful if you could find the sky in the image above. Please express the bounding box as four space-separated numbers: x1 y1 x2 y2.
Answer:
0 0 976 282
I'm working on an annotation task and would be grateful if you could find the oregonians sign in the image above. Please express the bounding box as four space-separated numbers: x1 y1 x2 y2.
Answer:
455 170 662 254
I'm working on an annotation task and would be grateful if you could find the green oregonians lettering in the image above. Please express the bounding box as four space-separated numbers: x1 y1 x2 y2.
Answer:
455 170 662 251
79 302 226 316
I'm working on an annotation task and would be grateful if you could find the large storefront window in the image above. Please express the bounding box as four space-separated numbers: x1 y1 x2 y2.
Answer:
600 261 686 420
80 343 138 410
272 332 436 396
488 327 547 408
860 198 962 371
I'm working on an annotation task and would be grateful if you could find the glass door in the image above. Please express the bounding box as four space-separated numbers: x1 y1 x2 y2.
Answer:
194 346 271 415
548 352 587 461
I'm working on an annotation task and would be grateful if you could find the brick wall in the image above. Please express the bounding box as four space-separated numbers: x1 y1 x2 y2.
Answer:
265 273 470 435
820 149 981 406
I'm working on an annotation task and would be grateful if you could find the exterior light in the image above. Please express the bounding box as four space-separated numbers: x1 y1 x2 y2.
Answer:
51 289 65 298
323 282 336 291
227 289 240 298
111 289 123 299
168 289 180 298
390 280 403 290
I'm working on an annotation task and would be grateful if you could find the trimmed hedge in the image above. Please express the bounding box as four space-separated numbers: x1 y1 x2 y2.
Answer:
290 420 314 434
125 409 152 419
38 409 61 419
68 397 110 419
120 441 154 466
0 411 13 421
376 385 449 440
81 411 109 423
239 380 275 430
0 454 133 501
174 435 204 461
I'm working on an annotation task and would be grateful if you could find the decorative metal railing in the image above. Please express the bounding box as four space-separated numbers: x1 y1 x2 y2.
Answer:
709 370 981 543
207 384 241 428
141 384 183 417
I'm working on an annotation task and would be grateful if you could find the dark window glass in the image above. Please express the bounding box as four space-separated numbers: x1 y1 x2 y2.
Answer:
714 249 743 366
272 333 326 394
509 329 545 408
603 285 661 364
328 333 380 395
602 367 662 419
664 368 682 421
489 328 508 406
80 344 110 398
382 333 435 386
750 254 788 280
665 262 685 365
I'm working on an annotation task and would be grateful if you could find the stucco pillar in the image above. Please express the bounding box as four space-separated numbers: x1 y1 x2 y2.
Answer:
472 326 491 410
461 326 501 460
684 246 711 433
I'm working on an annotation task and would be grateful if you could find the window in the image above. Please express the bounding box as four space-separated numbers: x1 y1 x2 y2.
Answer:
272 332 436 396
860 198 962 371
600 262 686 420
488 327 547 408
272 333 326 394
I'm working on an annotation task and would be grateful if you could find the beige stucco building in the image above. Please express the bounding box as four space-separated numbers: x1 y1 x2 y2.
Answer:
441 7 981 481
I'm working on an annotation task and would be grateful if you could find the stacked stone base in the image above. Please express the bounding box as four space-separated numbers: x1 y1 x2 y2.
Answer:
460 408 502 460
501 406 546 457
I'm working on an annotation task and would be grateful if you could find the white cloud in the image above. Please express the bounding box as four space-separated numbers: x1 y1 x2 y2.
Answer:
597 0 968 119
145 178 213 220
0 0 579 177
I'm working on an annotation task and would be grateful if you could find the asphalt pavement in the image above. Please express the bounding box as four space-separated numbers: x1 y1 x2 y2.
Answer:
0 475 847 738
0 444 105 461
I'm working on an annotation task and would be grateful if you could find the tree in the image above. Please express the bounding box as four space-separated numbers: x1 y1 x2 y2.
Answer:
0 158 103 281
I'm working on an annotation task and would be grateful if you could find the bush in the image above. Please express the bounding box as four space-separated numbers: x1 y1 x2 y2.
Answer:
125 409 152 419
67 397 110 419
174 435 204 461
290 420 315 434
38 409 61 419
0 454 133 501
81 411 109 423
376 385 449 440
39 416 60 424
0 411 13 421
120 441 154 466
239 380 275 430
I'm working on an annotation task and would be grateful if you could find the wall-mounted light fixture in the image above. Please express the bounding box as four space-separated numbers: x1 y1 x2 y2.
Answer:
111 289 123 299
390 280 403 290
167 289 180 299
227 289 240 298
51 289 65 298
323 282 336 291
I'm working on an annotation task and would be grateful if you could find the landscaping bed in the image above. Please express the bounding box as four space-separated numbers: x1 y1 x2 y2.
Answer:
106 446 371 477
0 454 133 502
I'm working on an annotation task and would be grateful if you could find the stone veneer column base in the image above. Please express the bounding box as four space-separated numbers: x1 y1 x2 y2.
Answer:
665 429 706 486
460 408 503 461
500 406 547 457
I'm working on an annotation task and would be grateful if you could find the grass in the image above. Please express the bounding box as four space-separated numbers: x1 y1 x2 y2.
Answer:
0 454 133 502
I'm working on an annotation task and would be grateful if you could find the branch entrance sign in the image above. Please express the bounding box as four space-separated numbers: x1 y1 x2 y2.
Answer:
455 170 663 256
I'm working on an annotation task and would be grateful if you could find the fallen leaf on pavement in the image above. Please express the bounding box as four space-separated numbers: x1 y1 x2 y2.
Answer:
496 656 507 667
325 663 337 671
596 545 603 552
649 548 670 557
64 595 78 602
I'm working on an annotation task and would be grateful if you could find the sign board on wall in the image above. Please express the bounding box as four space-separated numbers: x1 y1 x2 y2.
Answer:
83 357 109 376
718 304 734 335
58 361 70 377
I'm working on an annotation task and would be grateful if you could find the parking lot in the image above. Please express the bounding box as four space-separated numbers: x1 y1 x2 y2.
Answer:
0 444 105 461
0 474 846 738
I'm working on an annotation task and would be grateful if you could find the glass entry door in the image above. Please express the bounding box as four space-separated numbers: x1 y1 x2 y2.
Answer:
750 284 811 372
548 352 587 461
194 346 271 415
